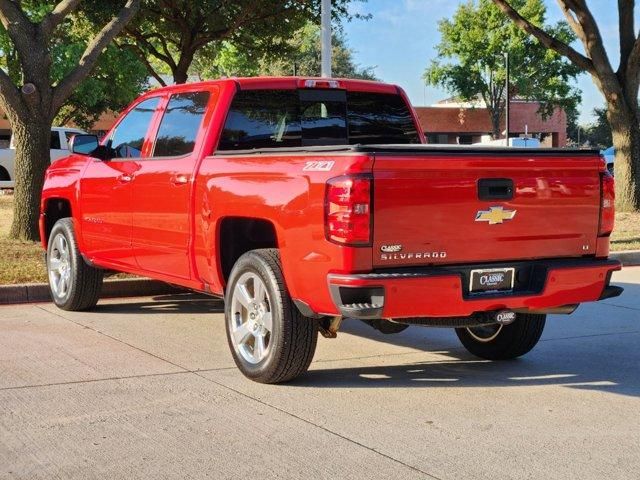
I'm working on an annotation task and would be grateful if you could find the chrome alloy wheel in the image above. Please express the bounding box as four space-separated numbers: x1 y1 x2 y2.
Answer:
48 233 71 299
229 272 273 364
466 324 503 343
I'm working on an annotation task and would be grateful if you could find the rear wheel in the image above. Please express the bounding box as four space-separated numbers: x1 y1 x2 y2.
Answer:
47 218 103 311
225 249 317 383
455 313 546 360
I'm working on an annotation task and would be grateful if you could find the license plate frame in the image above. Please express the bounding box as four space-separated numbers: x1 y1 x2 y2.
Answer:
469 267 515 294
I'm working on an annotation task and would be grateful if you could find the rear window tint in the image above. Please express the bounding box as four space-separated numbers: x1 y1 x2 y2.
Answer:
347 92 420 144
218 89 419 151
217 91 301 151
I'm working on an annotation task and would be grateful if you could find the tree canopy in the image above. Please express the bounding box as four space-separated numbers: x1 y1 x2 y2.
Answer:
195 23 377 80
117 0 364 84
424 0 581 139
570 107 612 149
0 0 142 240
0 9 148 130
492 0 640 211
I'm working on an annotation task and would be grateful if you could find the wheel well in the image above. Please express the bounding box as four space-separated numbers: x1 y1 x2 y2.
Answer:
0 166 10 181
219 217 278 282
44 198 72 244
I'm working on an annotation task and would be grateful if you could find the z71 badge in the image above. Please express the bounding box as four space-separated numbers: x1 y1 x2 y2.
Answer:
303 161 335 172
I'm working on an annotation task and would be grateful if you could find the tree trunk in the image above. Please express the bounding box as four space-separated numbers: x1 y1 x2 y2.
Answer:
173 68 189 84
173 55 194 84
9 117 53 241
608 106 640 211
489 106 502 140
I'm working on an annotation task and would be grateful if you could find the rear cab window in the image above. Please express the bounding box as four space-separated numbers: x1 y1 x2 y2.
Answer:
217 88 420 151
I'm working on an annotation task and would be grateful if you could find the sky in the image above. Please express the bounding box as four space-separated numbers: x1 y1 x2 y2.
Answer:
342 0 632 124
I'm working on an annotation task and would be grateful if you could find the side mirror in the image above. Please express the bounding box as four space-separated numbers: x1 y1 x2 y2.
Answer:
70 134 99 156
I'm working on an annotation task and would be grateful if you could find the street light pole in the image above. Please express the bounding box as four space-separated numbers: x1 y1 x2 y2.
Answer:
321 0 332 77
504 52 510 146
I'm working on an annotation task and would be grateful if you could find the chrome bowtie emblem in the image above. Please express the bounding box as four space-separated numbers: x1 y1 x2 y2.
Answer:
475 206 517 225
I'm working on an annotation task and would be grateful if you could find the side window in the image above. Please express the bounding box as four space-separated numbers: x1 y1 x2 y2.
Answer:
153 91 210 157
218 90 301 150
109 97 160 159
50 131 61 150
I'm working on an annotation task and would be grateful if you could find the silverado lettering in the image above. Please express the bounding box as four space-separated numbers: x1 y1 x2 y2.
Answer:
380 252 448 260
40 77 623 384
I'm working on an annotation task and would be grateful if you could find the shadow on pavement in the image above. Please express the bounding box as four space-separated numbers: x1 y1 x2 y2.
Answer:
93 293 224 314
299 348 640 398
295 281 640 398
88 284 638 398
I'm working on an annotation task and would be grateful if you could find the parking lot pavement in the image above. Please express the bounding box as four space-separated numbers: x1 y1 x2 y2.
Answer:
1 269 639 480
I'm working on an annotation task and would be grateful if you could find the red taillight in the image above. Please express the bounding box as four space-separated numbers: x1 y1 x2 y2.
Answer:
325 175 372 245
599 171 615 236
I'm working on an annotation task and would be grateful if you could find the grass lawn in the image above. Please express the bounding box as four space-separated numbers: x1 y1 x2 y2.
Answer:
610 212 640 251
0 194 47 284
0 193 639 285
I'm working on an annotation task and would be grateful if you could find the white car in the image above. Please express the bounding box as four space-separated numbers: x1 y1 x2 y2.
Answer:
601 146 615 176
474 137 542 148
0 126 86 188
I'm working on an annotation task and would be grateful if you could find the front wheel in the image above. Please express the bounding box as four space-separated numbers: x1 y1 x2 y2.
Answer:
47 218 103 311
455 313 546 360
225 249 317 383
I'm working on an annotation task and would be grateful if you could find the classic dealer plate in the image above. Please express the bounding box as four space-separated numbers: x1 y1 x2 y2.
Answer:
469 267 515 294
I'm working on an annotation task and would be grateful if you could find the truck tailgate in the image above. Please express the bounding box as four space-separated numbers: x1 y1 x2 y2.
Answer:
372 151 603 268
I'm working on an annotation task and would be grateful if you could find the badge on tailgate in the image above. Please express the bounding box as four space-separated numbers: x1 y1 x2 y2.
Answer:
470 268 515 294
475 206 517 225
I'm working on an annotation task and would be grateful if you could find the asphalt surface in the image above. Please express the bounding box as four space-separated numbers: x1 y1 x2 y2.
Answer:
1 267 639 480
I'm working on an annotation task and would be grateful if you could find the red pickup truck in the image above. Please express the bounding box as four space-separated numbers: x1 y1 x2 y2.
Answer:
40 77 622 383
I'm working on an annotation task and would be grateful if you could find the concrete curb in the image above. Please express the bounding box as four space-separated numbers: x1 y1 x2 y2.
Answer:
611 250 640 267
1 251 637 305
0 278 181 305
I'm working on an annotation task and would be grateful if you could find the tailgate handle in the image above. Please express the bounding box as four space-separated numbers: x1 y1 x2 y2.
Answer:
478 178 514 200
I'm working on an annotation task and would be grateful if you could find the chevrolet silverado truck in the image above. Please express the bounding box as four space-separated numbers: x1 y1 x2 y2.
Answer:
40 77 623 383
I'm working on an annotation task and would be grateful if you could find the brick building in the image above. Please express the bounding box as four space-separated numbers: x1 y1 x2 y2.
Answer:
1 96 568 148
414 99 568 147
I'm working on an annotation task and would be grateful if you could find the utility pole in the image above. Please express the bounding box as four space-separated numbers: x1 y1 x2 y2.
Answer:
321 0 332 77
504 52 510 146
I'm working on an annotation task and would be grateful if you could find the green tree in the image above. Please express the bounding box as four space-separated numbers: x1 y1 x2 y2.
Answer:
196 23 376 80
0 13 148 131
581 108 613 149
50 15 149 130
120 0 364 85
0 0 141 241
424 0 581 139
492 1 640 211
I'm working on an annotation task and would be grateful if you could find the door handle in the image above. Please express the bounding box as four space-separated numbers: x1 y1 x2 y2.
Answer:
171 174 189 186
118 174 133 183
478 178 514 200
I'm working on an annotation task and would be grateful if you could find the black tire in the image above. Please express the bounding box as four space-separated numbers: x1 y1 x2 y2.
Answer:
225 249 318 383
455 313 546 360
46 218 103 311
